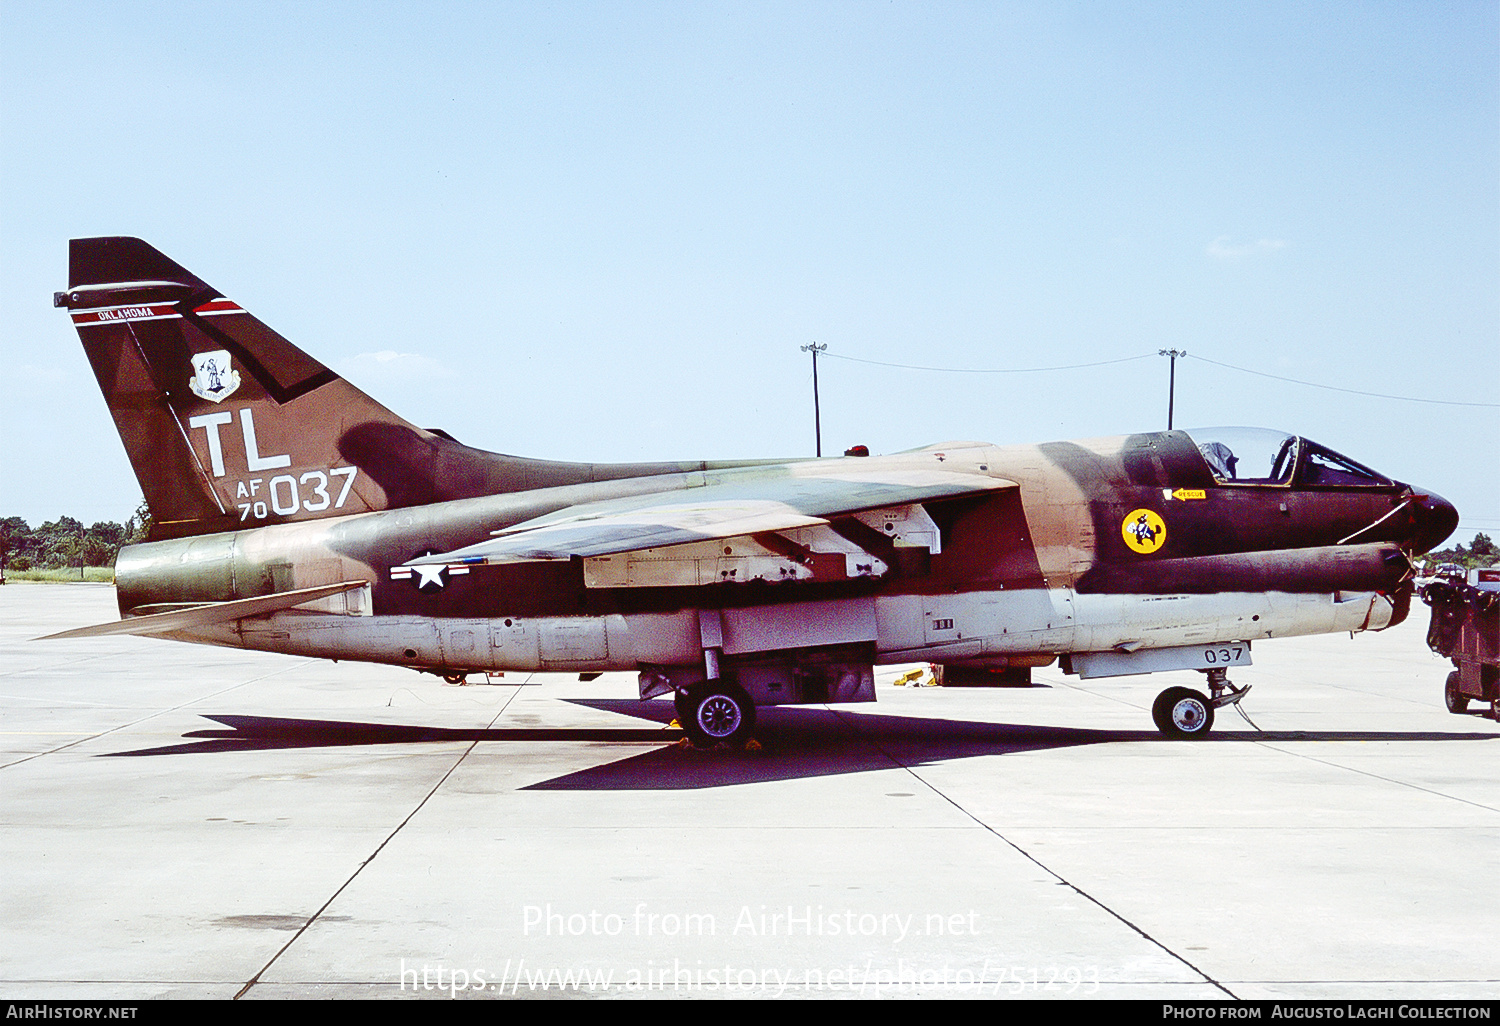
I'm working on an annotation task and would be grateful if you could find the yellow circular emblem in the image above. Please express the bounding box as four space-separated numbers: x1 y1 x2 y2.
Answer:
1121 508 1167 554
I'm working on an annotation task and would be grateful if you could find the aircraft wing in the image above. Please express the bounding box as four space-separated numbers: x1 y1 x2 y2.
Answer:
408 468 1016 565
38 581 369 640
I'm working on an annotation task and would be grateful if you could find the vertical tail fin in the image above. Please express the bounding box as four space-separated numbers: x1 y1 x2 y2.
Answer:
58 237 420 538
60 238 739 540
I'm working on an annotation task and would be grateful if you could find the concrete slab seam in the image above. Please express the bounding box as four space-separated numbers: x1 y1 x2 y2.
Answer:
827 705 1241 1000
1251 740 1500 816
231 681 527 1000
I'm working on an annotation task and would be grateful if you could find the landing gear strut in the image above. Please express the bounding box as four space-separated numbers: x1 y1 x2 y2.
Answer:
1205 667 1260 730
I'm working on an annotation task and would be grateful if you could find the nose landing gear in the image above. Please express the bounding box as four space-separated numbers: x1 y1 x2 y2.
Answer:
1151 668 1259 737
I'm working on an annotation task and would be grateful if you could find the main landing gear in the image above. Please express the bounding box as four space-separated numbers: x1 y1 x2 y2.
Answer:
676 680 757 749
1151 668 1255 738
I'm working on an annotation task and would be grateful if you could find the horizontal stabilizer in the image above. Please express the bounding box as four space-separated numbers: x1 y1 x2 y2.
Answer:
406 469 1015 566
38 581 369 641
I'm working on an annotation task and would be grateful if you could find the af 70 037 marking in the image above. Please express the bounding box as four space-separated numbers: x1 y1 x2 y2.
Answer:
234 467 359 520
47 237 1459 744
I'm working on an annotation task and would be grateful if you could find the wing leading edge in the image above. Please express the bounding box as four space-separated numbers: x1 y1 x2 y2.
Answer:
407 468 1017 566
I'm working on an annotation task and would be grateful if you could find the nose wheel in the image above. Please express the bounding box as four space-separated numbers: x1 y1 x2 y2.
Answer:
1152 686 1215 738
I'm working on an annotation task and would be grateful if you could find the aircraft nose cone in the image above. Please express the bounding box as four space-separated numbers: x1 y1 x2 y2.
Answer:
1406 489 1459 555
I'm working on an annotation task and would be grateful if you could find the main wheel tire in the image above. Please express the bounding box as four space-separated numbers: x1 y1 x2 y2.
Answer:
673 689 693 723
1151 689 1175 733
1444 671 1469 714
1151 686 1215 738
681 682 756 748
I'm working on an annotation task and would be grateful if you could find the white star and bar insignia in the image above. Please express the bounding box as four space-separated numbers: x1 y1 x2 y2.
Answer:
390 553 471 592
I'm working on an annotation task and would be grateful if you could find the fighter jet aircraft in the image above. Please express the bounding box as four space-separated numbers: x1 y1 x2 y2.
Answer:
47 237 1459 742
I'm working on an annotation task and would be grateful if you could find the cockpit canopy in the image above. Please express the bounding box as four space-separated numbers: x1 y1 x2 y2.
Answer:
1183 427 1395 489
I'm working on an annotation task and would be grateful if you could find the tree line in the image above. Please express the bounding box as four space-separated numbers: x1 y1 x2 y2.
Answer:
0 501 151 572
1423 532 1497 571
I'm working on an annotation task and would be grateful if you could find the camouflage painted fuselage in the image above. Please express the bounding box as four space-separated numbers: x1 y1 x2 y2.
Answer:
55 237 1458 721
113 432 1424 677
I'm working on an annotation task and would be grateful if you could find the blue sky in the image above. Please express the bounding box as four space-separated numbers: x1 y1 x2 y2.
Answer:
2 1 1495 538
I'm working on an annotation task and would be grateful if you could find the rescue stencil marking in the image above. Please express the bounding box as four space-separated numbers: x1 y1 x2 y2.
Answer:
1121 508 1167 554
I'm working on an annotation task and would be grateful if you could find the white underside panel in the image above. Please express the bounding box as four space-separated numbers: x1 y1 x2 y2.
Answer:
166 587 1396 674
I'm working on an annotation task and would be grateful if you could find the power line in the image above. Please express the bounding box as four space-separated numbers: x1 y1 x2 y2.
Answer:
820 352 1153 374
1185 354 1500 409
817 347 1500 409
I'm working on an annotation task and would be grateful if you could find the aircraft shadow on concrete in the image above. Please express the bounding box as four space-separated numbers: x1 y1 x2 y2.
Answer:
102 700 1499 790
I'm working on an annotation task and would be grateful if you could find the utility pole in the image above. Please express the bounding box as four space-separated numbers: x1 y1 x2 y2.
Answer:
801 342 827 456
1158 349 1187 430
